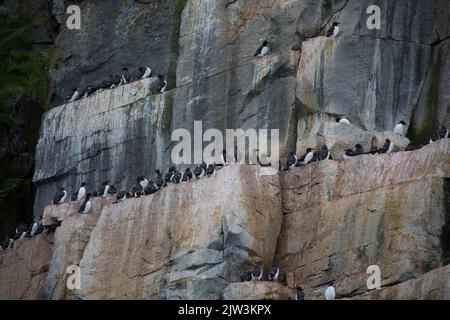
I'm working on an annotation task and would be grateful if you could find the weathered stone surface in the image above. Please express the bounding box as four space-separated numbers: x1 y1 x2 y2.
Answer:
36 165 281 299
42 197 115 300
354 265 450 300
224 281 296 300
33 78 168 220
296 115 410 159
0 233 54 299
276 139 450 299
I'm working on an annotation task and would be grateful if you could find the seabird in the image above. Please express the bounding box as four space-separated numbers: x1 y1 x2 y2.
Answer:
29 222 44 237
336 117 350 125
431 126 449 142
296 287 306 300
298 148 314 165
379 139 394 154
14 223 28 240
130 184 143 198
254 40 270 57
182 168 193 182
108 184 118 196
68 88 80 102
287 152 297 169
155 169 166 189
394 121 407 136
240 271 253 282
326 22 341 38
76 182 87 201
354 144 364 155
144 182 158 195
140 66 152 79
171 169 182 184
78 193 92 214
120 67 131 84
320 145 331 160
98 181 110 198
206 164 216 177
343 148 357 160
156 74 168 93
251 265 263 281
116 191 130 202
137 176 149 190
324 282 336 300
268 265 279 281
165 167 176 183
52 187 67 205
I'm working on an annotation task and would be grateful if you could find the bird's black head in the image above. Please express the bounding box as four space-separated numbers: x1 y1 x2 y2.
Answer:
297 286 303 291
138 67 144 72
155 169 161 174
335 118 341 122
85 193 92 199
122 67 128 71
59 187 65 191
185 168 191 172
262 40 269 46
102 181 109 185
386 139 391 143
333 22 340 26
399 121 406 125
158 74 164 79
306 148 313 153
80 182 87 187
355 144 363 149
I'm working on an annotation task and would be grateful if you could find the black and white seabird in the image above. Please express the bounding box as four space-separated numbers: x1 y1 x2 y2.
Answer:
326 22 341 38
254 40 270 57
336 117 350 125
108 184 118 196
354 144 364 156
116 191 130 203
343 148 356 160
182 168 193 182
324 282 336 300
78 193 92 214
287 152 297 169
120 67 132 85
75 182 87 201
165 167 176 183
431 126 449 143
251 265 263 281
378 139 394 154
68 88 80 102
139 66 152 79
171 169 183 184
268 265 279 281
155 169 166 189
144 182 158 195
296 287 306 300
156 74 168 93
298 148 314 165
98 181 110 198
240 271 253 282
52 187 67 205
320 145 331 160
130 184 143 198
137 176 149 190
394 121 407 136
14 223 28 240
28 221 44 237
206 164 216 177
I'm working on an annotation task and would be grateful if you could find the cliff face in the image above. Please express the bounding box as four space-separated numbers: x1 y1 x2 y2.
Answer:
1 140 449 299
30 0 450 219
1 0 450 300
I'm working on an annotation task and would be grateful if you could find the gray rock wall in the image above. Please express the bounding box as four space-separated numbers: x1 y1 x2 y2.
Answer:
33 0 450 220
